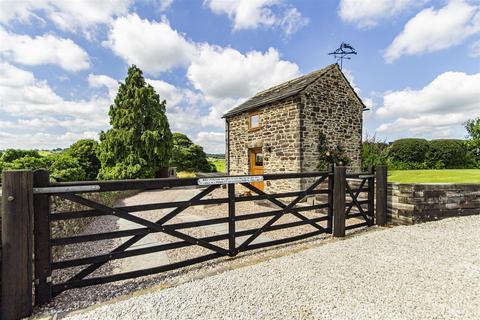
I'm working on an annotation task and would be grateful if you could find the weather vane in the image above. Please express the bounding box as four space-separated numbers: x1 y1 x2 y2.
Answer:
328 42 357 69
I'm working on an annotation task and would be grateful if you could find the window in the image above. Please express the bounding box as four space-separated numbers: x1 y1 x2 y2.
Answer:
249 112 260 130
255 153 263 166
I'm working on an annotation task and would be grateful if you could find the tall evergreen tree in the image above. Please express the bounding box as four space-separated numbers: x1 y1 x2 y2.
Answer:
97 65 173 180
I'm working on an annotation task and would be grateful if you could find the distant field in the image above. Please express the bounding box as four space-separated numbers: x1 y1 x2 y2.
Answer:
389 169 480 184
208 158 225 173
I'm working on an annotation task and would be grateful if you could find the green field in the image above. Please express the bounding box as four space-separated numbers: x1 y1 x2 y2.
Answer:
208 158 225 173
388 169 480 184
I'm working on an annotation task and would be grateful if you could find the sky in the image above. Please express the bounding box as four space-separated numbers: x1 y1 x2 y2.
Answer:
0 0 479 153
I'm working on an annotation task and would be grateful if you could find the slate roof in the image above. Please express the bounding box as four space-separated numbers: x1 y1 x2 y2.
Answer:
223 63 355 118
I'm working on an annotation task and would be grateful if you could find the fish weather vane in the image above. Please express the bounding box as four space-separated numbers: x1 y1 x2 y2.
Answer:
328 42 357 69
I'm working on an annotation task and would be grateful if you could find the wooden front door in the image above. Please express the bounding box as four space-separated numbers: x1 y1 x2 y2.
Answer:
249 148 264 191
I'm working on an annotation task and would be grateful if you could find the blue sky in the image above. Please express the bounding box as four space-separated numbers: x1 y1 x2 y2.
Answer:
0 0 479 153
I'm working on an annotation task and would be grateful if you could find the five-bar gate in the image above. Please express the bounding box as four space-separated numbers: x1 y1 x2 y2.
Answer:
0 165 387 320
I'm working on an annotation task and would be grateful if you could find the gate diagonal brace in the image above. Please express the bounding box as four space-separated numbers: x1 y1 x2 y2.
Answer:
61 194 229 255
345 178 366 216
56 185 218 289
242 182 327 233
237 176 327 251
346 182 373 225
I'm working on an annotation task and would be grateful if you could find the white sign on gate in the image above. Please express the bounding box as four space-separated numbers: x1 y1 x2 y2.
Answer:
198 175 264 186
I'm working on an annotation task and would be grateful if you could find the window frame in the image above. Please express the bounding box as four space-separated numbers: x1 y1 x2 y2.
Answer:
248 111 261 131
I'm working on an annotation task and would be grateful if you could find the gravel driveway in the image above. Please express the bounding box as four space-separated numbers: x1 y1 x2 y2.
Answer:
62 215 480 320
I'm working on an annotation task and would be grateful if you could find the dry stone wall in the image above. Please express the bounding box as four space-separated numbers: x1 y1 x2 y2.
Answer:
388 183 480 224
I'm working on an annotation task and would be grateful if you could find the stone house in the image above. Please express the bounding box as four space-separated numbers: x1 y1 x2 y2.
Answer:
223 63 366 193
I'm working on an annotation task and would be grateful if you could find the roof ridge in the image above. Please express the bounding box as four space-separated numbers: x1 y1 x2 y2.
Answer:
223 63 340 118
252 63 336 97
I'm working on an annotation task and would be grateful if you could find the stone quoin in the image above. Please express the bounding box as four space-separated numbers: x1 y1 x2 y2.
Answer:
223 63 366 193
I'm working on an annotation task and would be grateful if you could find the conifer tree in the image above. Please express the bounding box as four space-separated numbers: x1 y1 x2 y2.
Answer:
97 65 173 179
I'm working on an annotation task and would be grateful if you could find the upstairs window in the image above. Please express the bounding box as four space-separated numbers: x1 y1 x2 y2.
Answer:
249 112 260 130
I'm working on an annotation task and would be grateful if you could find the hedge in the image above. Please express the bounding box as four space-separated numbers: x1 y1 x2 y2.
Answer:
427 139 468 169
387 138 430 164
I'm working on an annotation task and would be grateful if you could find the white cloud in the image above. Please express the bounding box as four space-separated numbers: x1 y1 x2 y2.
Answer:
0 62 111 148
105 14 196 75
384 0 480 62
205 0 308 35
338 0 428 28
0 131 99 150
195 131 225 154
0 0 131 37
188 45 300 99
88 74 119 99
0 27 90 71
375 71 480 137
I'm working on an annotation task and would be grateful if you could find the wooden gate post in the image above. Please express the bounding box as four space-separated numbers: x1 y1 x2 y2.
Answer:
33 169 52 305
333 166 346 237
367 166 375 226
227 183 236 256
375 165 388 226
1 170 34 320
327 164 334 233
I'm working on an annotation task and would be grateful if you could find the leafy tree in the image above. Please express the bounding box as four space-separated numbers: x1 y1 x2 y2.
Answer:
97 65 173 180
465 117 480 167
0 149 40 163
65 139 100 180
49 155 86 182
170 133 216 172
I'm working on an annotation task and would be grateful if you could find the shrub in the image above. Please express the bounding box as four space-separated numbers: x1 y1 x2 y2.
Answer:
361 134 388 171
426 139 467 169
65 139 100 180
0 149 41 163
317 133 351 169
49 155 86 182
170 133 215 172
3 156 49 170
387 138 429 164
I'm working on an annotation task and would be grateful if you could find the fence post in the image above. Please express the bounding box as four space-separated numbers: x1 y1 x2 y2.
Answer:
227 183 236 256
333 166 346 237
367 166 375 226
33 169 52 305
327 164 334 233
375 165 388 226
1 170 34 320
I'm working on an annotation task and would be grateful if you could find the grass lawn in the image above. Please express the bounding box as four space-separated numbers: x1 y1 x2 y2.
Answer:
208 158 226 173
389 169 480 184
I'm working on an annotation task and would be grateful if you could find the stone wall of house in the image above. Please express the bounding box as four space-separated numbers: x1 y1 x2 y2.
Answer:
300 65 363 174
226 97 303 193
388 183 480 225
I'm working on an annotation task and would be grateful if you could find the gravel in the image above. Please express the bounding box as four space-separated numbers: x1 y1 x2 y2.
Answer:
59 215 480 320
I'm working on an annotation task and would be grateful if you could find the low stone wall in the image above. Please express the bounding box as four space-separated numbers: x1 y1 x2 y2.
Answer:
388 183 480 225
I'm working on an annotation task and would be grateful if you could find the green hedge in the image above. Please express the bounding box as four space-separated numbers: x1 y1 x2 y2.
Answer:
364 138 472 170
427 139 467 169
387 138 430 164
